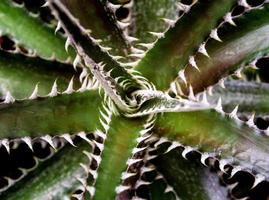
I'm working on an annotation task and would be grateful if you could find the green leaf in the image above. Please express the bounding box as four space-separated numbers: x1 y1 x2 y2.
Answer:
136 0 235 90
0 91 102 138
148 150 228 200
154 110 269 177
0 0 74 61
175 4 269 94
208 80 269 115
0 50 78 99
0 138 91 200
58 0 130 56
92 117 143 200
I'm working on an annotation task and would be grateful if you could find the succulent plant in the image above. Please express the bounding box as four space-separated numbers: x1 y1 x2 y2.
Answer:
0 0 269 199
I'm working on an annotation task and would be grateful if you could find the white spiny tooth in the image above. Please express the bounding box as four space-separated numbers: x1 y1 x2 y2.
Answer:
29 84 39 100
117 21 130 29
129 53 145 59
135 180 151 188
155 174 164 180
125 35 139 43
55 21 62 33
21 137 33 151
73 54 81 71
91 153 101 165
162 18 177 27
234 68 242 78
107 2 121 12
147 154 158 161
115 185 130 194
229 105 239 119
61 134 76 147
127 158 143 166
164 185 173 193
78 132 92 144
100 46 112 52
138 42 155 49
207 86 213 96
41 1 50 7
218 78 225 88
91 37 102 44
210 29 222 42
182 146 193 159
65 37 71 51
1 139 10 154
231 166 242 177
121 172 136 180
79 68 88 83
88 169 98 179
170 82 178 95
252 174 265 189
100 118 109 132
178 70 187 85
80 163 89 173
219 159 229 172
94 140 104 152
83 150 92 161
176 2 191 12
41 135 56 150
200 153 212 166
132 146 147 154
149 31 165 38
119 60 139 67
76 177 87 186
3 91 15 104
215 97 224 113
48 80 58 97
131 47 145 54
165 141 181 153
141 165 155 174
95 130 107 140
238 0 251 8
198 42 209 57
224 12 236 26
78 76 88 92
189 56 199 71
202 91 208 104
247 113 255 127
63 77 74 94
100 110 110 123
111 55 124 61
249 60 258 69
154 137 169 147
86 186 96 196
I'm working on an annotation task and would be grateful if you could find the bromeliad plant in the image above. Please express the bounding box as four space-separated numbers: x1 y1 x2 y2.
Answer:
0 0 269 199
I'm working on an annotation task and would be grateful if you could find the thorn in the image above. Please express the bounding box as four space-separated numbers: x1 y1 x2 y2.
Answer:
63 77 74 94
86 186 96 197
126 158 143 166
41 135 56 150
162 18 177 27
210 29 222 42
148 31 165 38
3 91 15 104
181 146 193 159
115 185 130 194
178 70 187 85
198 42 209 57
21 137 33 151
246 113 255 127
138 42 155 49
55 21 61 34
73 54 81 71
65 37 71 52
189 56 199 71
107 2 121 12
218 78 225 88
252 174 265 189
1 139 10 154
77 132 92 144
29 84 39 100
188 85 196 101
125 35 139 43
48 80 58 97
41 1 50 7
229 105 239 120
165 141 181 153
117 21 130 29
176 2 191 12
207 86 213 96
231 166 242 177
238 0 251 8
215 97 224 113
224 12 236 26
201 91 208 104
121 172 136 180
79 67 88 83
78 76 88 92
234 68 242 78
61 134 76 147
